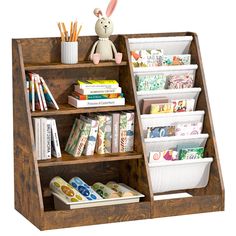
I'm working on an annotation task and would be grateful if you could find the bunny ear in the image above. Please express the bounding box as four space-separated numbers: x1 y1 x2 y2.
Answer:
94 8 103 18
106 0 117 17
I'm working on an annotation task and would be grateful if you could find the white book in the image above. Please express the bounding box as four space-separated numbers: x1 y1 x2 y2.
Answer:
111 113 120 153
74 85 122 95
38 76 48 110
40 77 59 110
46 119 51 158
68 96 125 108
40 118 48 160
80 116 99 156
33 118 41 160
34 74 44 111
29 73 35 111
77 80 119 89
49 118 62 158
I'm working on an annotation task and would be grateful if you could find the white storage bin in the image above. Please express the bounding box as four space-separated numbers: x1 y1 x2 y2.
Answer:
144 133 209 155
137 87 201 110
149 157 213 193
141 111 205 136
129 36 193 54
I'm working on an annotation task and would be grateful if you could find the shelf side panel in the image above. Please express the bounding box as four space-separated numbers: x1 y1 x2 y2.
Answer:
12 39 44 229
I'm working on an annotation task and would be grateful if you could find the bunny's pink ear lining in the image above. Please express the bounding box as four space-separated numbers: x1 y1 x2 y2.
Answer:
106 0 117 17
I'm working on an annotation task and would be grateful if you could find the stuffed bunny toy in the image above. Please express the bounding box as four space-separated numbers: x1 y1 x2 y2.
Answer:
90 0 122 64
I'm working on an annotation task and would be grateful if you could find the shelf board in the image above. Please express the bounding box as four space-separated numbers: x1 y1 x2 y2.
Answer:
24 61 128 70
38 151 143 168
31 103 135 117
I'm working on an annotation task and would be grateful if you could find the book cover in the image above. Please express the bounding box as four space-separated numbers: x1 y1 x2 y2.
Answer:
162 54 191 66
141 97 169 114
80 115 99 156
74 85 122 95
71 91 123 100
68 96 125 108
147 126 175 138
125 112 135 152
33 118 41 160
119 113 127 152
167 73 194 89
28 73 35 111
49 118 62 158
131 49 163 67
40 76 59 110
111 113 120 153
77 80 119 89
34 74 44 111
96 114 112 154
150 103 174 114
135 74 166 91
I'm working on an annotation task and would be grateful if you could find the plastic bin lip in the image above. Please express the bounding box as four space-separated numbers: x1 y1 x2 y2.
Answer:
128 36 193 44
148 157 213 168
144 133 209 143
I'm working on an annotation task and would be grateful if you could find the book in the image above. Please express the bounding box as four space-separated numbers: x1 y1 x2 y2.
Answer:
48 118 61 158
46 119 52 158
150 103 174 114
179 147 204 160
33 118 41 160
38 77 48 111
96 114 112 154
125 112 135 152
147 126 175 138
131 49 163 67
71 91 123 100
77 80 119 89
40 76 59 110
26 81 30 103
167 73 194 89
74 85 122 95
162 54 191 66
28 73 35 111
40 117 49 160
34 74 44 111
141 97 169 114
68 96 125 108
80 115 99 156
119 113 127 152
111 113 120 153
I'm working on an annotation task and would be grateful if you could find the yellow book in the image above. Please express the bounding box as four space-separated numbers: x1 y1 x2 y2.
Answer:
150 103 174 114
77 80 119 89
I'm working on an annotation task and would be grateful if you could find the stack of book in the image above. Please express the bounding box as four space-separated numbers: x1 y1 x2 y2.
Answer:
65 112 134 157
68 80 125 108
26 73 59 111
33 117 61 160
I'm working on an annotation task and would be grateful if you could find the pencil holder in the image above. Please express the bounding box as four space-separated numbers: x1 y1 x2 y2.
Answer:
61 41 78 64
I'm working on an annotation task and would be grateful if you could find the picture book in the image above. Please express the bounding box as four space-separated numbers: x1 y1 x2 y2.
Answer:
147 126 175 138
167 73 194 89
34 75 44 111
162 54 191 66
150 103 173 114
119 113 127 152
141 97 169 114
175 122 203 136
179 147 204 160
111 113 120 153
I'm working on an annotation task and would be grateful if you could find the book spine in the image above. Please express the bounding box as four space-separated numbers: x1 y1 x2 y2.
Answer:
112 113 120 153
96 115 107 154
50 119 62 158
77 80 118 89
72 92 123 100
40 76 59 110
68 96 125 108
46 119 51 158
74 86 122 95
119 113 127 152
33 118 41 160
40 118 48 160
73 121 91 157
82 119 99 156
29 73 35 111
125 112 135 152
34 75 44 111
26 81 30 104
39 77 48 110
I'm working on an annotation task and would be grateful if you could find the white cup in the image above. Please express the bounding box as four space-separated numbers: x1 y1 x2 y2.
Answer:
61 42 78 64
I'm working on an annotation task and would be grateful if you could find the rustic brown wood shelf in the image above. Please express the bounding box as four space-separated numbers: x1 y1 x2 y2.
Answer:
13 33 224 231
24 61 128 70
31 104 135 117
38 151 143 168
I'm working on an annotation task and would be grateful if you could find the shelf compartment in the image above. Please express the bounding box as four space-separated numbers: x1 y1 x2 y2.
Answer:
144 133 209 155
137 87 201 111
24 61 128 70
149 157 213 193
38 151 143 168
128 36 193 54
31 103 135 117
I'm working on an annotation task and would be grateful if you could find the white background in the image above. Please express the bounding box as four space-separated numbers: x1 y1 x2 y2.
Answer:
0 0 235 235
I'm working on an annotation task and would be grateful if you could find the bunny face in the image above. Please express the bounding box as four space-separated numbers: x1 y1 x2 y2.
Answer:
95 17 113 38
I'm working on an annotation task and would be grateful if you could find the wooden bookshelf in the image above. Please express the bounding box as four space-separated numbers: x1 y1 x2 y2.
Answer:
13 33 224 230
